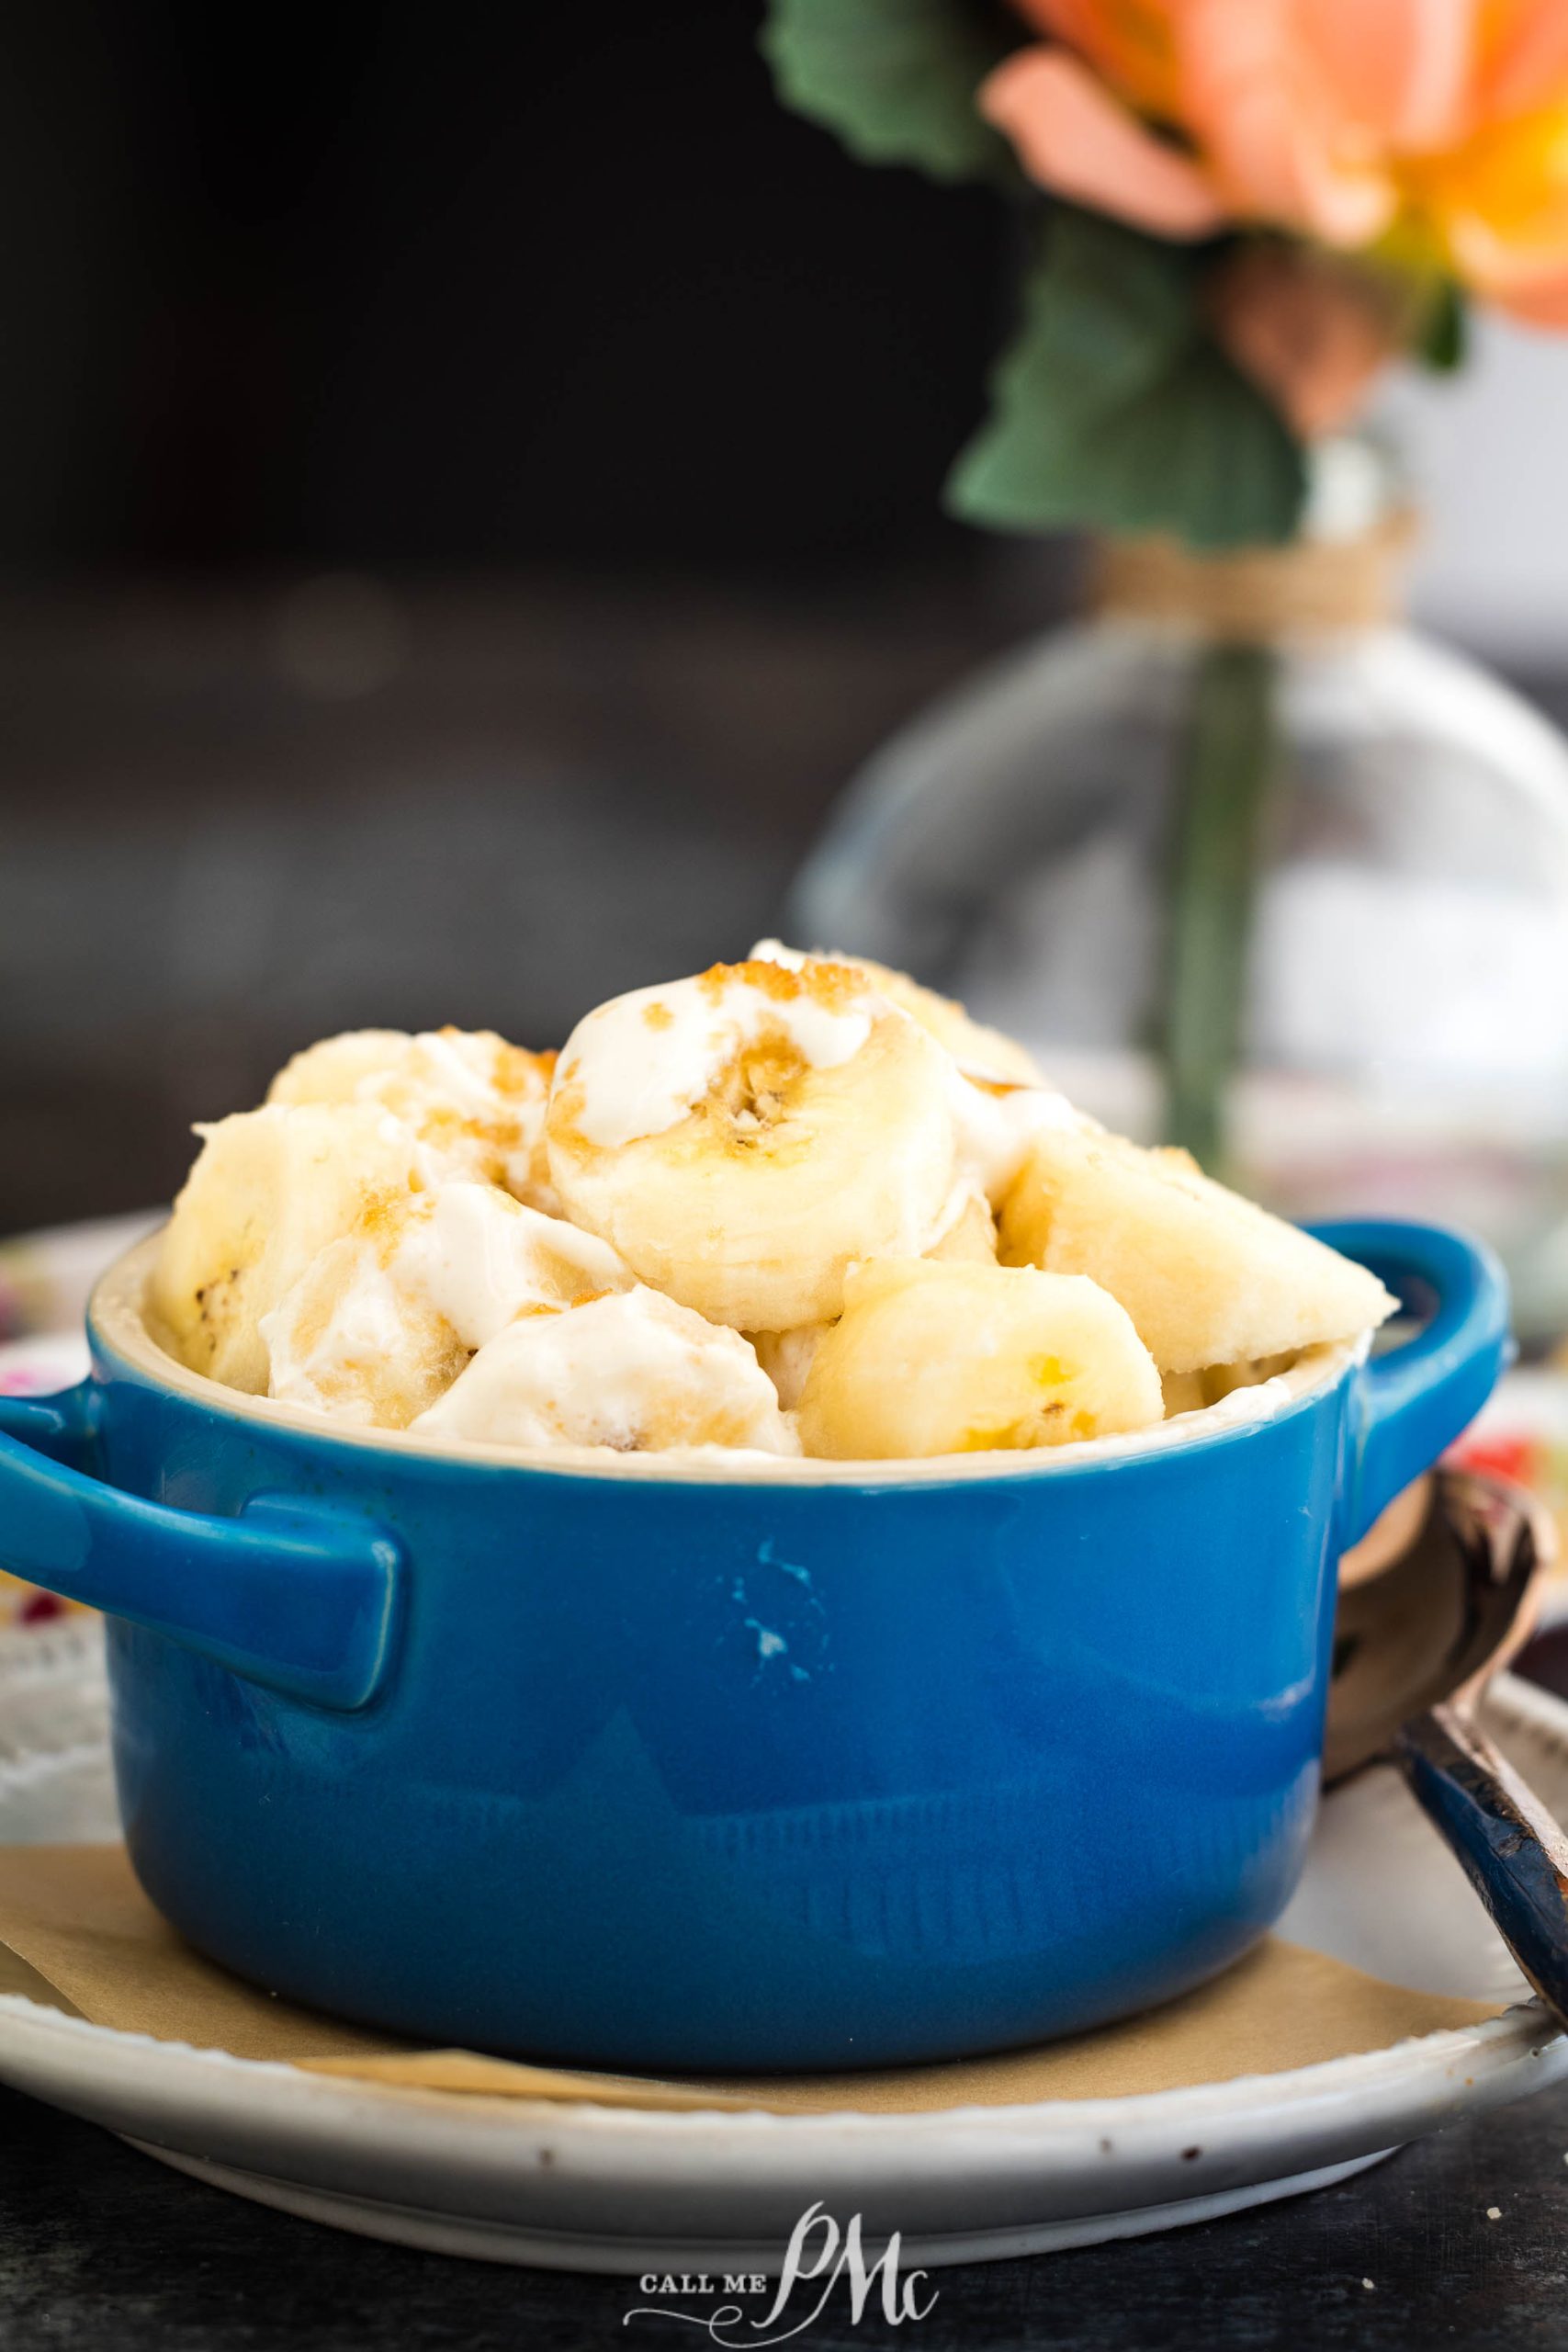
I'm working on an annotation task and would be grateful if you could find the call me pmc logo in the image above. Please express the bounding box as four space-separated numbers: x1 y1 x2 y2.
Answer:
624 2203 938 2344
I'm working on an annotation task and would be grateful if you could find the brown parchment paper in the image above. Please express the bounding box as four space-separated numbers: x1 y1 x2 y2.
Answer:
0 1844 1506 2116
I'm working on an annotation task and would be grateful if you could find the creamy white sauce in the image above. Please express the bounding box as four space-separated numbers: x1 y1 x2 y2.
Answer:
412 1284 796 1454
557 972 876 1150
392 1183 627 1348
262 1182 633 1420
265 1245 417 1424
750 937 808 970
404 1031 517 1122
947 1069 1081 1204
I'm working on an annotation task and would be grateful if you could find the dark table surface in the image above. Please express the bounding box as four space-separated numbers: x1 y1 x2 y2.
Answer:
2 2011 1566 2352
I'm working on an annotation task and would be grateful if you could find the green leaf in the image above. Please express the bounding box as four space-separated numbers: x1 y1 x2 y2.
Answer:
760 0 1016 183
946 212 1309 548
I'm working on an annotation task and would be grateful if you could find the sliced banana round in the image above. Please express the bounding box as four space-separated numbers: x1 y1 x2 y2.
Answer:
750 941 1081 1204
412 1287 796 1455
262 1182 633 1428
750 940 1041 1083
269 1025 557 1206
796 1257 1164 1461
545 961 958 1330
148 1103 428 1395
999 1125 1397 1373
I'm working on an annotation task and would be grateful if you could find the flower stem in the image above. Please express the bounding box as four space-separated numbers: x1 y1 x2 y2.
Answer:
1159 639 1280 1173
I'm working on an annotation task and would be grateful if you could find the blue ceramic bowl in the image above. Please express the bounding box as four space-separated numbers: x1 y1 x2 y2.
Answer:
0 1219 1506 2072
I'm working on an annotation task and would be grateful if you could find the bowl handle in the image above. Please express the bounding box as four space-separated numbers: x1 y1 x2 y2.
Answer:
0 1382 402 1712
1312 1219 1511 1554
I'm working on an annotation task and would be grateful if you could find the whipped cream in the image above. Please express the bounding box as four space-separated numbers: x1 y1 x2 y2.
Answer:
948 1069 1081 1204
263 1182 631 1424
555 970 876 1150
392 1182 627 1347
413 1284 797 1454
264 1240 453 1428
750 937 807 971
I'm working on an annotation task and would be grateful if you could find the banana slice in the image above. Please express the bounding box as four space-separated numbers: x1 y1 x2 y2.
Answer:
796 1257 1163 1460
752 1181 996 1408
750 941 1081 1204
412 1287 796 1455
148 1103 427 1394
269 1025 557 1207
750 939 1041 1083
545 961 957 1330
263 1182 633 1428
999 1125 1396 1374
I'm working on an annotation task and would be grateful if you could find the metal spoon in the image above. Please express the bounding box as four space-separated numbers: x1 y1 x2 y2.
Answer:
1325 1466 1568 2030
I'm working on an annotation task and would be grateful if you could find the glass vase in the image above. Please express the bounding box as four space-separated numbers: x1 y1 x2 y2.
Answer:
791 466 1568 1340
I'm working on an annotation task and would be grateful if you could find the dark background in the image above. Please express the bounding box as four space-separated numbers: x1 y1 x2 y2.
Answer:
5 1 1009 571
0 0 1094 1235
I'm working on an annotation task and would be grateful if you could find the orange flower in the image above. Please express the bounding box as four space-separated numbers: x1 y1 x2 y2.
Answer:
984 0 1568 327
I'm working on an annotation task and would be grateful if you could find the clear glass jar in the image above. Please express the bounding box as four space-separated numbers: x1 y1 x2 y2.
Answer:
792 462 1568 1340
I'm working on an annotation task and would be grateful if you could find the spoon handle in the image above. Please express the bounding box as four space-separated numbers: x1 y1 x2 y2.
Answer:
1394 1701 1568 2033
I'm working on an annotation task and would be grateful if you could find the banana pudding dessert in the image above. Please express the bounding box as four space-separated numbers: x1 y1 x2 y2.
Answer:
147 949 1395 1463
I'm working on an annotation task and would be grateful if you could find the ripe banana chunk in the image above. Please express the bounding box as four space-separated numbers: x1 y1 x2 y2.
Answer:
148 1103 428 1395
412 1287 797 1455
796 1257 1164 1460
545 961 958 1330
269 1025 556 1207
751 939 1042 1084
999 1125 1397 1374
263 1182 633 1428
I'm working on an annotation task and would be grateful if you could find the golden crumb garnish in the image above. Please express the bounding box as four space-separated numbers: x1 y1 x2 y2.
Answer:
545 1075 591 1159
698 957 874 1015
643 1001 675 1031
356 1187 406 1250
491 1039 549 1098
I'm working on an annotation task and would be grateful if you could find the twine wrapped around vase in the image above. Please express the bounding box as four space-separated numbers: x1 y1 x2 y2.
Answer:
1093 511 1418 641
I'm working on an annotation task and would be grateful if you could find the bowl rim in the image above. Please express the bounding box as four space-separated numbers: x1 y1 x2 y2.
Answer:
89 1233 1361 1489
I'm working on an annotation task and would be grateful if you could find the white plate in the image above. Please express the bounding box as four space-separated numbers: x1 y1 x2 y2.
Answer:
0 1623 1564 2271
